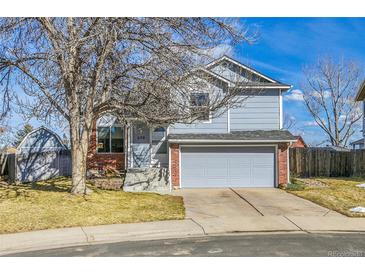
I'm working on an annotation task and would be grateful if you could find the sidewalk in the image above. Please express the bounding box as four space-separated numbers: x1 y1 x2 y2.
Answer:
2 215 365 256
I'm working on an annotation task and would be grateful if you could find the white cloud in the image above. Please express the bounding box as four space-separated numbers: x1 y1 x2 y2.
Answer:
284 89 304 101
303 121 318 127
339 114 347 121
312 90 331 99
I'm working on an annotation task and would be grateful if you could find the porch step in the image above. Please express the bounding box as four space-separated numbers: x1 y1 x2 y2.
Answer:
123 168 169 193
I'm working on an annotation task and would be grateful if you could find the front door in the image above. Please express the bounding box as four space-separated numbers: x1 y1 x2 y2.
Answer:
131 122 151 168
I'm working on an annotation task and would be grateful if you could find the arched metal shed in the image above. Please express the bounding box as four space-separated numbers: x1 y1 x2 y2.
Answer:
9 126 71 183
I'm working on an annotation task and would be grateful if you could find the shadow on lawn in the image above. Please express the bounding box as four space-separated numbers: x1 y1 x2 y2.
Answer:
0 177 72 199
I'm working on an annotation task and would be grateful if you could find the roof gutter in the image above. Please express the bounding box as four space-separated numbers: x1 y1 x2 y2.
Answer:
236 85 292 90
168 139 297 144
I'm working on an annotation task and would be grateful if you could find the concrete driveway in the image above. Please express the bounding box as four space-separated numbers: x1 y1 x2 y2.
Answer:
175 188 340 219
173 188 343 233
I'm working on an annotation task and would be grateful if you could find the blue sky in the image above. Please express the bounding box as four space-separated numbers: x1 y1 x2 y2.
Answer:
5 18 365 146
232 17 365 145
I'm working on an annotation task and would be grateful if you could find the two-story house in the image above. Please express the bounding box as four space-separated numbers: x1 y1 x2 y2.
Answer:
87 56 296 189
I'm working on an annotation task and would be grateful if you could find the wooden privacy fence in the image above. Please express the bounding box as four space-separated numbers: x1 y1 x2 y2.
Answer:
290 148 365 178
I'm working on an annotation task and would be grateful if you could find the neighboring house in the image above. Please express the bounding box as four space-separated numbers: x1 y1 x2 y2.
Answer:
87 55 296 189
350 138 364 150
9 126 71 182
355 80 365 148
291 136 307 148
311 146 350 152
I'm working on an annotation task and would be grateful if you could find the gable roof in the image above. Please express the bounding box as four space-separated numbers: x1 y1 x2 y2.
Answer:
205 55 291 90
195 67 233 86
294 135 308 148
355 80 365 101
350 138 364 146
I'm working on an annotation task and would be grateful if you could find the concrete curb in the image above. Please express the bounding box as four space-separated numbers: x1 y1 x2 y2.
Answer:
0 219 203 256
2 216 365 256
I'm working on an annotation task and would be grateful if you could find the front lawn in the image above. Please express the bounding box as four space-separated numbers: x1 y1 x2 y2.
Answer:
0 177 185 234
286 177 365 217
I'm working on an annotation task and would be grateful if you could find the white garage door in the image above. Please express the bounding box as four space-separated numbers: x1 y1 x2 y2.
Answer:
180 146 275 188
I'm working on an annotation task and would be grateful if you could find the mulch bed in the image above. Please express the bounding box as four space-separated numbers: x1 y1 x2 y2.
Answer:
297 178 328 188
90 177 124 190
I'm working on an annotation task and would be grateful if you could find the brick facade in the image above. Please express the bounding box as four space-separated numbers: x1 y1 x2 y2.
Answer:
277 143 289 187
87 123 125 172
169 143 180 187
291 136 307 148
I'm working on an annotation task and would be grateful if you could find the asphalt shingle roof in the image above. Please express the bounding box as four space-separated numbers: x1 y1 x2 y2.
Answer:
168 130 296 142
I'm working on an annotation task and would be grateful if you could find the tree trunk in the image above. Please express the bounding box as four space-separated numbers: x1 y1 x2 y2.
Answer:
69 122 93 195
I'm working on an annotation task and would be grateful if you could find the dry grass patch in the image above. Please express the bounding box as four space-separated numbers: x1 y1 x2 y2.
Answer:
0 177 185 234
287 177 365 217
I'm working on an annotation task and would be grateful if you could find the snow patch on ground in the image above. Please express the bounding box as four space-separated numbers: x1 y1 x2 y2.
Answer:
356 183 365 188
349 207 365 213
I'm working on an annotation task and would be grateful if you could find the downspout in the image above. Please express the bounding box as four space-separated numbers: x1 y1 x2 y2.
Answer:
125 123 128 172
287 141 293 184
168 140 172 192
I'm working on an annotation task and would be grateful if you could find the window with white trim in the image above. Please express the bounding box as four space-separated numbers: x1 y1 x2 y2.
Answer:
97 126 124 153
190 93 210 121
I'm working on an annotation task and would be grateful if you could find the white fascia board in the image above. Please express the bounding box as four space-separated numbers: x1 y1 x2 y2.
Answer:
168 139 296 144
239 85 292 90
197 68 233 86
206 56 277 84
280 85 293 92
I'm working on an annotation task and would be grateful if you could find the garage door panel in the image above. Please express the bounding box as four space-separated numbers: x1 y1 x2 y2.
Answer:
229 163 251 177
183 167 205 177
206 167 228 177
252 167 274 186
181 146 275 188
230 177 251 188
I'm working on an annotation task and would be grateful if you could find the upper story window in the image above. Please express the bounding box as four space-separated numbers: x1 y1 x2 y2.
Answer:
190 93 210 122
97 126 124 153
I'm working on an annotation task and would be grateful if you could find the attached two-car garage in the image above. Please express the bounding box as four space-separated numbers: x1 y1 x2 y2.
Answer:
180 146 276 188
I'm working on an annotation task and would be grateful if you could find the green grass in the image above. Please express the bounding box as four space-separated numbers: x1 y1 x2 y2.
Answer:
286 177 365 217
0 177 185 234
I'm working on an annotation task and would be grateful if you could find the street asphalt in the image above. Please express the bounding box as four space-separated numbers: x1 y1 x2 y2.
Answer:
6 233 365 257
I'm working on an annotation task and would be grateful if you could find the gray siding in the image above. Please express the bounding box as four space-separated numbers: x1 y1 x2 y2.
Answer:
230 89 280 130
170 89 281 134
169 79 229 134
169 63 281 134
210 63 270 84
169 108 228 134
211 63 250 83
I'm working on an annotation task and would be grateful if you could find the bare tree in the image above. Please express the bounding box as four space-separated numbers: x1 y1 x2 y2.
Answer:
302 57 362 147
0 18 254 194
283 114 297 131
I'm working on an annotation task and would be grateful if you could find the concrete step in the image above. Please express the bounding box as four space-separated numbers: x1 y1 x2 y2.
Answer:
123 167 169 193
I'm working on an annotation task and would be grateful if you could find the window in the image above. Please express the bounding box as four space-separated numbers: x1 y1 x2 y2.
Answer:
152 127 167 154
152 127 166 141
190 93 210 121
97 126 124 153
